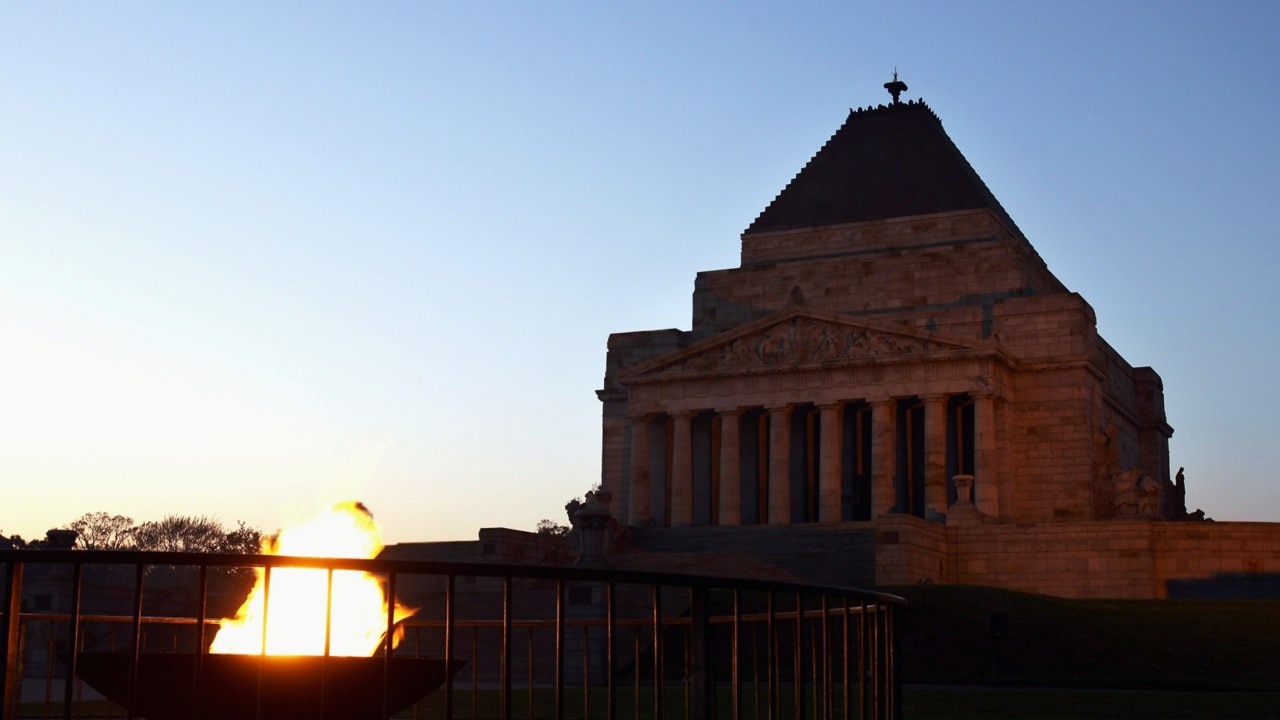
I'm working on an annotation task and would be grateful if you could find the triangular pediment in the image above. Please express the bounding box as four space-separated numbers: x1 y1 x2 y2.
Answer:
621 309 976 382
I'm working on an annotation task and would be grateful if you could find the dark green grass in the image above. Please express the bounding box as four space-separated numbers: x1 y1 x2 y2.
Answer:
886 584 1280 691
904 687 1280 720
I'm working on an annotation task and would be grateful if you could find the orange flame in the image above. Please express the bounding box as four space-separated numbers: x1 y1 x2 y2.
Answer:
209 501 413 656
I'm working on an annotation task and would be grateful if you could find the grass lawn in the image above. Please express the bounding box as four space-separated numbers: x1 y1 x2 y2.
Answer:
886 585 1280 692
904 686 1280 720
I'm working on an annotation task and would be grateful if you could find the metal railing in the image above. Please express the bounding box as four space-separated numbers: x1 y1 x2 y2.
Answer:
2 549 903 720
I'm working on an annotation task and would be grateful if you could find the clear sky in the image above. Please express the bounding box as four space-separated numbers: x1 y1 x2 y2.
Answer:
3 2 1278 544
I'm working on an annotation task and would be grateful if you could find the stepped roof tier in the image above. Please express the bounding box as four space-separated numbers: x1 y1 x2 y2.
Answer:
745 100 1021 238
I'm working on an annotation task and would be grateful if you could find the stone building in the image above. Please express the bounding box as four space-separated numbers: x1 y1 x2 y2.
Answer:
599 91 1175 531
592 84 1280 599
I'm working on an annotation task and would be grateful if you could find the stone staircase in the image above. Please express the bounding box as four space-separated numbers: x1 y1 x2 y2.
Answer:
622 524 878 590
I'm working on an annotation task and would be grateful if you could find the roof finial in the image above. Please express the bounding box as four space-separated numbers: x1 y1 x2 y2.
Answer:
883 68 908 105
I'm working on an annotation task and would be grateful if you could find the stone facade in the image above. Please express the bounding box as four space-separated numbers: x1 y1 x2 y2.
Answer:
599 100 1174 533
591 95 1280 599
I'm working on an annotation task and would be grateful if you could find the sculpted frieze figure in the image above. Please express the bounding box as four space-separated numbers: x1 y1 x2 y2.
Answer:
670 317 957 374
1109 469 1162 518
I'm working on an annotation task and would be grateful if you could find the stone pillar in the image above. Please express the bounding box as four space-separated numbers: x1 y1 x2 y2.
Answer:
767 406 791 525
870 399 896 518
924 395 948 519
670 411 695 526
974 394 999 516
717 408 743 526
627 416 651 526
817 403 843 523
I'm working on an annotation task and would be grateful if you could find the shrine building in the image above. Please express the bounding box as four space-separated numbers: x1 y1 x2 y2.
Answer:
588 80 1280 599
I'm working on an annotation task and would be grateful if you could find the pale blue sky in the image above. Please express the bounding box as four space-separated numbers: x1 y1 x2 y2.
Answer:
3 2 1278 544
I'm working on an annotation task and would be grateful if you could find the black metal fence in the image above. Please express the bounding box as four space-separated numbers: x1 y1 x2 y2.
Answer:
1 550 903 720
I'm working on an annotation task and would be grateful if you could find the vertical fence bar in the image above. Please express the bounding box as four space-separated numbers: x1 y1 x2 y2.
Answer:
257 565 273 720
526 625 534 720
321 566 335 720
652 584 663 720
841 598 851 720
690 585 714 720
870 604 880 720
382 571 398 720
502 575 512 720
126 562 147 720
555 579 565 720
61 562 84 720
445 574 455 720
187 562 209 720
683 599 691 720
751 617 761 720
582 624 590 720
471 626 479 720
731 589 741 720
888 604 901 720
606 581 616 720
633 624 641 720
788 589 798 717
820 595 830 720
767 591 778 720
859 600 869 720
0 560 21 720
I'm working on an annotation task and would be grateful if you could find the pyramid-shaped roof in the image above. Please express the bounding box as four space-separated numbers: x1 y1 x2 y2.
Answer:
745 100 1021 236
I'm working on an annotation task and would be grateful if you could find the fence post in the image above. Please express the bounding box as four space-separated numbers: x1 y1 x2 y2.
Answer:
1 561 23 720
689 586 715 720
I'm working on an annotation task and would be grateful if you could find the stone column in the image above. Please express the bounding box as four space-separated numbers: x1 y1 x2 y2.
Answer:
974 394 999 516
923 396 948 519
767 406 791 525
670 411 695 526
717 408 743 526
817 403 843 523
628 416 651 526
870 399 896 518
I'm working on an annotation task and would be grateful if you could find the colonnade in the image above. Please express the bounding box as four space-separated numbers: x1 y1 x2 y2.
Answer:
626 394 995 527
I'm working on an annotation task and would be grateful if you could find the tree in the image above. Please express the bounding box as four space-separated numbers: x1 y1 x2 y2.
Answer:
535 519 569 536
224 520 265 554
133 515 231 553
68 512 137 550
63 512 264 554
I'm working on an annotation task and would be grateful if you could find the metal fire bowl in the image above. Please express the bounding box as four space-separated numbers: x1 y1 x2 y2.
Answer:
75 653 464 720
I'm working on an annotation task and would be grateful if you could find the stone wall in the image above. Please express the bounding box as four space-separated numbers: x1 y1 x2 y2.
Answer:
876 518 1280 599
694 210 1062 339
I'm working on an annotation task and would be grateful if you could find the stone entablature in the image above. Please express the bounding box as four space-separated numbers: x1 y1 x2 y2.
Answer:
739 209 1023 265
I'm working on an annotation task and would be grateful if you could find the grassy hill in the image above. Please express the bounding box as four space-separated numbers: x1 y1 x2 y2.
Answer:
884 584 1280 691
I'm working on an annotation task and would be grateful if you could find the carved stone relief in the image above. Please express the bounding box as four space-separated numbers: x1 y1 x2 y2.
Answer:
668 317 959 374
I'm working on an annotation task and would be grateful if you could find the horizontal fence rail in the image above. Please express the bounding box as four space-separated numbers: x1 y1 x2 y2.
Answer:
1 549 903 720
